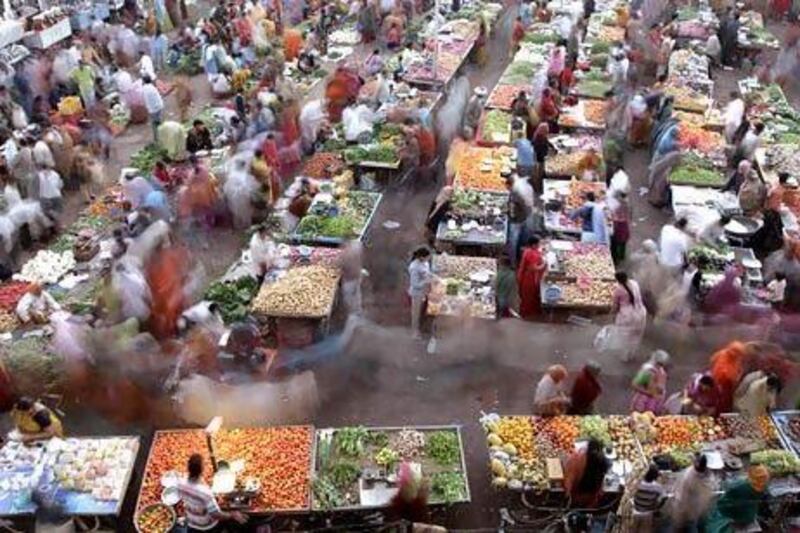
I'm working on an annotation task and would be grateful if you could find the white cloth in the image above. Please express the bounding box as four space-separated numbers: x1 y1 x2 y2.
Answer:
705 34 721 60
512 176 534 210
114 69 133 93
342 104 376 142
33 141 55 169
15 291 60 323
738 130 761 161
139 54 156 80
249 233 276 274
299 99 327 145
181 301 224 332
37 170 63 199
659 225 691 268
534 374 566 406
408 259 432 297
142 83 164 114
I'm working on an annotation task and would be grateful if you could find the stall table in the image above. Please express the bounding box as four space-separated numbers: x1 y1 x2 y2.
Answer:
428 254 497 320
542 179 608 237
452 145 514 192
312 425 470 510
558 99 607 132
545 134 603 179
434 188 508 256
24 18 72 49
289 191 383 248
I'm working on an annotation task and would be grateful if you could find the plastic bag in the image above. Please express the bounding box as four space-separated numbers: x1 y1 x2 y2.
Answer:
593 325 613 352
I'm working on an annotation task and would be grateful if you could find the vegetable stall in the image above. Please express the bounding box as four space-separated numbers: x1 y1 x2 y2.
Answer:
540 240 616 315
541 179 608 237
289 189 383 248
428 254 497 321
558 99 607 132
545 134 603 179
434 188 508 255
452 145 515 192
0 437 139 519
313 426 470 510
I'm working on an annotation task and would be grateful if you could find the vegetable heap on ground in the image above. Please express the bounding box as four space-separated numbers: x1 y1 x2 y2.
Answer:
204 276 260 323
251 264 340 318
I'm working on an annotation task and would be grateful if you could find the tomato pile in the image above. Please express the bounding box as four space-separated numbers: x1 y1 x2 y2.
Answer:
0 281 31 311
211 426 313 512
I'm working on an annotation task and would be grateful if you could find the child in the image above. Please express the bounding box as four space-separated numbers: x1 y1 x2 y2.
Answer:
766 272 787 308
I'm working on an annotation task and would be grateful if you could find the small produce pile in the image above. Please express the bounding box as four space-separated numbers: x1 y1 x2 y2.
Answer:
138 430 213 511
313 426 468 510
251 264 340 318
49 437 139 500
678 123 725 157
559 99 606 129
554 280 615 309
484 416 543 491
560 242 615 280
487 84 526 110
546 151 584 177
764 144 800 177
751 449 800 477
1 336 63 396
480 110 513 144
449 189 507 220
0 311 18 333
135 504 175 533
301 152 345 178
636 414 726 457
344 145 399 166
211 426 313 511
0 281 31 312
722 415 782 448
664 85 711 114
565 180 607 210
669 152 726 187
17 250 76 285
453 145 514 192
607 416 644 464
204 276 260 323
295 191 380 241
574 70 612 99
428 255 496 319
688 244 731 274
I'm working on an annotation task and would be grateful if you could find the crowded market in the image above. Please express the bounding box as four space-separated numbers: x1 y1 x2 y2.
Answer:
0 0 798 531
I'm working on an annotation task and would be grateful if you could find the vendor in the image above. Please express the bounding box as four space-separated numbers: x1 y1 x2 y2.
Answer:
697 214 731 246
563 438 610 508
533 365 569 415
177 454 248 531
461 87 487 139
186 120 214 154
569 191 607 244
705 466 769 533
10 397 63 442
15 284 61 325
288 178 317 222
249 224 277 278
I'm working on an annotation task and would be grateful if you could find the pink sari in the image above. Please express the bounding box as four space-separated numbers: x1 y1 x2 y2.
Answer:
630 363 667 413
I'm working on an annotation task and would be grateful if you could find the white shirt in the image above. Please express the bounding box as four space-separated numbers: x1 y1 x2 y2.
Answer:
767 279 786 303
698 218 725 245
177 479 221 531
659 225 690 267
408 259 432 297
33 141 54 169
37 169 63 199
139 54 156 80
534 374 565 406
142 83 164 114
114 69 133 93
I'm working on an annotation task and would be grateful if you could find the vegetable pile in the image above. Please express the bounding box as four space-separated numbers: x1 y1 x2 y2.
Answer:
251 265 339 318
487 84 526 110
130 144 168 173
561 242 616 280
669 152 725 187
344 145 398 165
688 245 731 273
204 276 260 323
138 430 212 511
678 123 724 156
18 250 76 285
135 504 175 533
211 426 313 511
480 110 512 144
295 191 379 241
1 336 63 396
453 145 514 192
0 281 31 311
301 152 345 178
556 280 615 308
751 449 800 477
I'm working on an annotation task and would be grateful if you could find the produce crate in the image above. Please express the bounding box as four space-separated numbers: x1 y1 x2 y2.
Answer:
477 109 514 147
288 192 383 247
719 414 784 450
312 425 470 511
428 255 497 320
770 410 800 458
558 99 607 132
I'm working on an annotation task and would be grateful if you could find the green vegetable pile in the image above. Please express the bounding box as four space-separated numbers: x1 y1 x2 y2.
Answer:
375 122 404 142
2 337 63 396
576 79 612 99
670 153 725 187
481 110 511 142
580 416 612 447
668 449 694 469
327 461 361 488
524 32 559 44
688 245 731 273
312 476 345 510
322 137 347 152
296 214 359 239
366 431 389 448
49 233 77 254
130 143 169 172
344 145 398 165
424 431 460 466
590 41 611 55
169 49 203 76
430 472 467 503
751 449 800 477
335 427 369 458
204 276 260 323
374 447 399 468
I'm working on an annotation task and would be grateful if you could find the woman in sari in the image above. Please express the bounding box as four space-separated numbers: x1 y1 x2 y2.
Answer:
283 29 303 62
146 244 190 340
626 94 651 147
610 271 647 361
631 350 670 414
537 88 559 132
358 0 378 43
517 235 546 320
709 341 751 413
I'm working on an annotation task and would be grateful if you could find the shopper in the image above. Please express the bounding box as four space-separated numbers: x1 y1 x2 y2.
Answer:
533 365 570 415
177 454 247 531
142 77 164 143
630 350 670 414
517 235 546 320
408 246 432 340
569 362 602 414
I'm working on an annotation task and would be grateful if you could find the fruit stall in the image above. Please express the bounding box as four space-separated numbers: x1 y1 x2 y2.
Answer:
434 188 508 256
250 246 342 347
0 437 139 518
541 179 608 237
558 99 607 132
545 134 603 179
312 425 470 511
289 189 383 248
452 145 515 193
481 414 645 494
676 123 727 165
428 254 497 321
539 240 616 315
135 426 314 529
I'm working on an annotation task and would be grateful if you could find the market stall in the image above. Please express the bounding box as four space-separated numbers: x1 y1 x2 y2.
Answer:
402 19 480 90
452 145 514 192
434 188 508 255
0 436 139 518
558 99 607 132
545 134 603 179
288 188 383 248
539 240 616 315
739 79 800 145
428 254 496 320
481 414 645 494
541 179 607 236
23 8 72 49
572 69 613 101
312 425 470 510
477 109 515 146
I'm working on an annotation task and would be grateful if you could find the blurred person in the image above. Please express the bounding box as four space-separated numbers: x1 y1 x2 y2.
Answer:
157 120 187 161
697 214 732 246
72 60 96 109
339 240 366 316
178 454 248 531
9 397 63 442
121 172 154 210
563 438 610 507
733 122 765 165
461 86 486 139
506 174 533 266
710 341 751 413
626 94 650 147
179 301 225 338
389 461 429 522
723 91 745 144
723 159 755 195
424 186 453 242
534 365 570 415
32 138 54 169
249 224 276 278
517 235 545 320
569 191 607 244
408 246 432 339
676 372 722 416
735 371 781 417
537 88 560 132
606 271 647 362
146 243 191 339
515 136 535 179
15 284 60 325
669 454 717 531
705 466 769 532
703 264 744 316
647 129 680 207
766 272 787 308
632 464 666 532
569 361 602 414
174 76 193 123
36 167 63 221
112 259 151 323
659 217 691 272
186 120 213 154
510 16 525 57
142 77 164 143
630 349 670 414
738 169 767 216
532 123 556 192
609 190 631 265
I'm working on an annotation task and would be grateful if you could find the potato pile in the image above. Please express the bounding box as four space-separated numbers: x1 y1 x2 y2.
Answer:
434 255 496 279
251 265 340 318
562 243 615 280
608 416 643 464
559 280 615 307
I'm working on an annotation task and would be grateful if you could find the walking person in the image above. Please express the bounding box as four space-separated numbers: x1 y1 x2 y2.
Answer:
408 246 433 340
607 271 647 362
142 76 164 144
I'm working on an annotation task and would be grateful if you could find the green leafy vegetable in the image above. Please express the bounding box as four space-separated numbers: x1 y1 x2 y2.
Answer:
366 431 389 448
313 476 344 510
374 446 399 468
130 143 169 172
430 472 467 503
344 145 398 164
424 431 460 466
751 449 800 477
204 276 260 323
328 461 360 488
335 427 369 458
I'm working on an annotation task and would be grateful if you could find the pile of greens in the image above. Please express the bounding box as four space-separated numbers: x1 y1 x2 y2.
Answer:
312 476 345 510
424 431 460 466
669 153 725 187
169 49 203 76
296 214 359 239
204 276 260 323
481 110 511 142
688 245 731 273
322 137 347 152
130 143 169 172
344 145 398 165
375 122 404 142
335 427 369 458
523 32 559 45
576 79 612 99
430 472 467 503
2 337 63 396
590 41 611 55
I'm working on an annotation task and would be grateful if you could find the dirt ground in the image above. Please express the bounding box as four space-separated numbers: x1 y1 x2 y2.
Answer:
22 7 800 532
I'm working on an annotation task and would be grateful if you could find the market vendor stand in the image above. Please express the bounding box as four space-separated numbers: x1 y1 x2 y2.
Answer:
434 189 508 257
541 179 608 238
557 99 607 133
0 436 140 528
544 134 603 180
288 189 383 249
428 254 497 320
312 425 470 511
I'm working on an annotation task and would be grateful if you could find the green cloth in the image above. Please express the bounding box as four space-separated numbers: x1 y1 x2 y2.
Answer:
705 480 763 533
72 67 94 93
495 267 516 307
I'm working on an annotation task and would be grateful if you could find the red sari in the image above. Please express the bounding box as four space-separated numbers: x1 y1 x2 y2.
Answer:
517 246 545 319
146 246 190 340
709 342 749 413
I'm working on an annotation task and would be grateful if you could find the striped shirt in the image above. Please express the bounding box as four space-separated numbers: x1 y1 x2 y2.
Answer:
633 481 664 513
177 479 221 530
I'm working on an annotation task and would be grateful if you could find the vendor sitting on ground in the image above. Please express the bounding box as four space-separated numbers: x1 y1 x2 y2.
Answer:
15 284 61 325
186 120 214 154
10 396 64 442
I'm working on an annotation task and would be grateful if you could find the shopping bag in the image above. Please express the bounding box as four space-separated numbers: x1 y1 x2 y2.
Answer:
593 325 613 352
